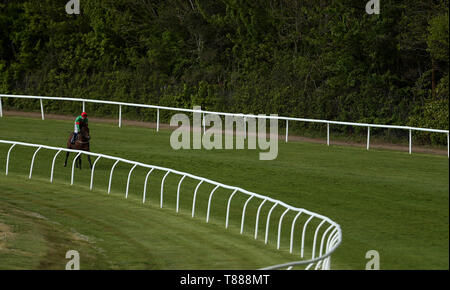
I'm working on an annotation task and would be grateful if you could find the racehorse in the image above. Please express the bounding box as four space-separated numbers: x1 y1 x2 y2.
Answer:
64 124 92 169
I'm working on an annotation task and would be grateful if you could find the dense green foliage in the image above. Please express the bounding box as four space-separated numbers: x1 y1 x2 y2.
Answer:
0 0 448 143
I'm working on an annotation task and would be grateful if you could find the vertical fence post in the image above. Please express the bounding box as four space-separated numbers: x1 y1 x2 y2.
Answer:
29 147 42 179
254 199 267 239
265 203 278 244
156 108 160 132
243 116 246 139
50 150 62 183
277 208 290 250
82 101 85 112
40 99 45 120
125 164 138 199
89 156 101 190
327 123 330 146
71 152 82 185
318 225 334 260
225 189 238 228
206 185 220 223
203 113 206 135
289 211 303 253
160 171 170 208
240 195 254 234
142 168 154 204
301 216 314 258
0 97 3 117
367 127 370 150
118 105 122 128
447 132 449 159
311 220 326 259
108 160 120 194
285 120 289 143
409 129 412 155
191 180 204 218
176 175 186 213
6 144 16 176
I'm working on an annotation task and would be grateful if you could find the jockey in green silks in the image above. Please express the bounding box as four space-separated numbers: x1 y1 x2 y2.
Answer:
71 112 89 144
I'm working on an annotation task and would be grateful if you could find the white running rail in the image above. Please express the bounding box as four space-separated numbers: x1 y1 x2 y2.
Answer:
0 139 342 270
0 94 448 157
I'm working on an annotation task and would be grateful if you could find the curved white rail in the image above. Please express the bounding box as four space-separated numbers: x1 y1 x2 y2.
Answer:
0 94 448 157
0 139 342 269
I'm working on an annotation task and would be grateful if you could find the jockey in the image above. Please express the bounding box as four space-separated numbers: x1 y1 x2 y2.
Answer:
71 112 89 144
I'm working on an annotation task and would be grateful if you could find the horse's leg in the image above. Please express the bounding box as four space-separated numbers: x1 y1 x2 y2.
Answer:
64 152 70 167
79 155 82 170
87 155 92 169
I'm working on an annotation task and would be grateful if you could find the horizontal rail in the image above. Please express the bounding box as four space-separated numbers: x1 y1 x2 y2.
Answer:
0 139 340 225
2 94 449 158
1 138 342 269
0 94 448 133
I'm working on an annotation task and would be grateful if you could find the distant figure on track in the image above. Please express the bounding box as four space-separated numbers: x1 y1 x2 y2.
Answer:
64 112 92 169
71 112 89 144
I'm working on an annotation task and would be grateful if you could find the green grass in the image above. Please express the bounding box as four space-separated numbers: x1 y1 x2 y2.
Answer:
0 174 300 270
0 116 448 269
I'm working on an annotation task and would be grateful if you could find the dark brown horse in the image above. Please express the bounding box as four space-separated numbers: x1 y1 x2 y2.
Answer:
64 125 92 169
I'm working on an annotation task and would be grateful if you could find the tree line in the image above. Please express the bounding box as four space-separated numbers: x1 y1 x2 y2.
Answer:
0 0 448 144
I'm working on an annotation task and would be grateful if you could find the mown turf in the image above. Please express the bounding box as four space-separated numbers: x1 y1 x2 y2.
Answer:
0 116 448 269
0 174 302 270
